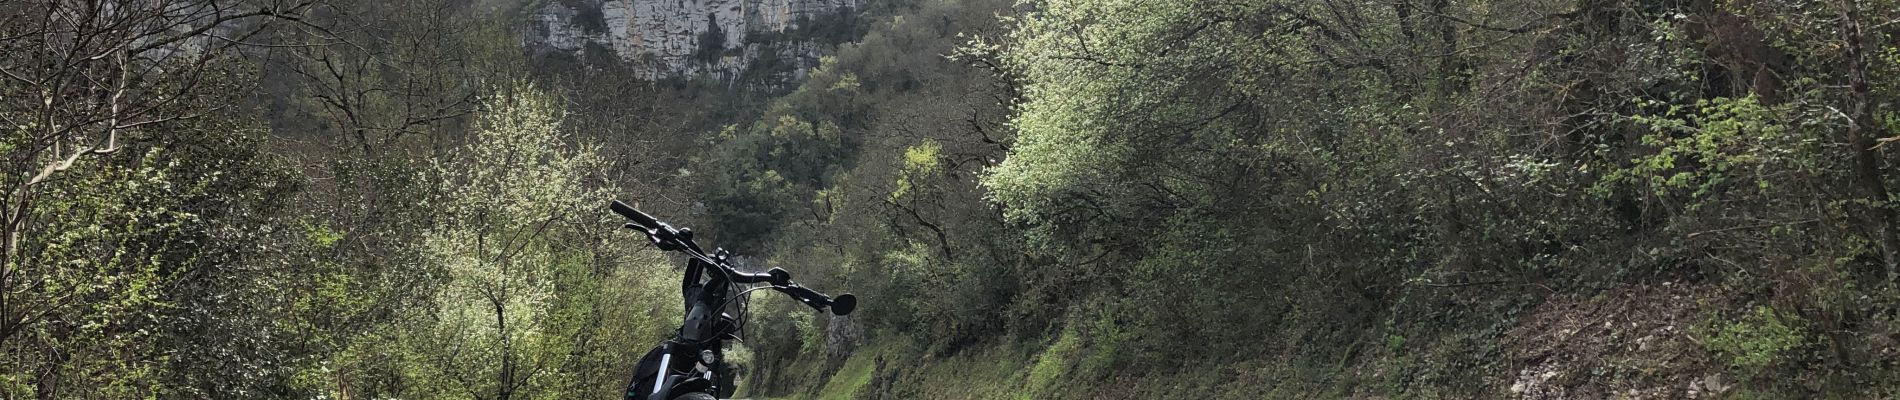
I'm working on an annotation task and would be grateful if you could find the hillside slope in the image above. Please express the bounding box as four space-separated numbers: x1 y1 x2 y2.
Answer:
709 0 1900 398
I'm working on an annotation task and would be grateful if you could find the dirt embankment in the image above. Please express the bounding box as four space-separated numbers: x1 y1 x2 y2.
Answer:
1506 282 1729 399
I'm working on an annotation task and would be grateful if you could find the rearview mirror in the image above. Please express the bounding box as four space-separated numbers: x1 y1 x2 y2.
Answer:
767 268 792 286
830 294 857 316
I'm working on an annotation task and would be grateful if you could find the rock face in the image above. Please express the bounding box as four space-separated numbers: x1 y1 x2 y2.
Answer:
525 0 856 85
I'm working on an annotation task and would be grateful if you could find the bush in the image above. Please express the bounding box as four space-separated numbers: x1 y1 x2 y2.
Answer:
1704 306 1807 371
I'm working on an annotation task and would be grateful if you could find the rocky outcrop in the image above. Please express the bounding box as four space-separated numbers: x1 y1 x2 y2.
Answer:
525 0 857 85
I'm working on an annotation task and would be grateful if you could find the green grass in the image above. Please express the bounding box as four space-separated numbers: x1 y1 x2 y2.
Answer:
790 336 1030 400
813 346 881 400
793 327 1348 399
1019 326 1081 400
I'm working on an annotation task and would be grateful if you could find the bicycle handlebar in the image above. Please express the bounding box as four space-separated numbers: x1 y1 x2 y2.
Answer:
608 200 855 316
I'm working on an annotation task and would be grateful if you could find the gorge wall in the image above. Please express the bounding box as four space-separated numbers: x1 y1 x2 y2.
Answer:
524 0 859 85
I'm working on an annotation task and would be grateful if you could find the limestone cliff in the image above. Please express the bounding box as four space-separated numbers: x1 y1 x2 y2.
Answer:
524 0 858 85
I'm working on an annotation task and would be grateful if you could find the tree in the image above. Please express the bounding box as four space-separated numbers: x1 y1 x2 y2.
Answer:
311 83 676 400
425 84 600 400
0 1 322 397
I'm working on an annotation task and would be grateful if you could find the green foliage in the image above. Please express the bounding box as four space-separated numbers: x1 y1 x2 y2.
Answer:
1704 306 1808 371
1019 325 1081 400
5 150 189 399
813 344 880 400
946 0 1900 396
702 115 852 251
1602 96 1805 202
891 139 942 201
16 0 1900 397
305 221 346 249
983 0 1393 372
271 81 679 400
0 60 306 396
409 83 597 398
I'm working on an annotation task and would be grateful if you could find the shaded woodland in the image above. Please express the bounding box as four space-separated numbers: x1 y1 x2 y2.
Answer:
4 0 1900 398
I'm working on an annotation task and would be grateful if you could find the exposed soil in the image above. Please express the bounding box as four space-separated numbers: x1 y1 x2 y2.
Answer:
1505 282 1728 399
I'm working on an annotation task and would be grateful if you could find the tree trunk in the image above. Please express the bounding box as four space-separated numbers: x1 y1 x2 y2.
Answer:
1841 0 1900 282
495 293 513 400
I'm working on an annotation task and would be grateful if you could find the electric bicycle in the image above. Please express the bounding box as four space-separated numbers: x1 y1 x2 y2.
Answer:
610 200 857 400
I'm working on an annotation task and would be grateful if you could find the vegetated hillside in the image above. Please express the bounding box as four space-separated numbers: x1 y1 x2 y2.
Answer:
4 0 1900 399
711 0 1900 398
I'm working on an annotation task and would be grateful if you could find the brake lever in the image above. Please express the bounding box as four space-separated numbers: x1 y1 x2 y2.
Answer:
624 223 684 251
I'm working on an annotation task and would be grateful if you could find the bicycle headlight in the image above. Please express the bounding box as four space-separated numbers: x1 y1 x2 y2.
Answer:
700 349 717 365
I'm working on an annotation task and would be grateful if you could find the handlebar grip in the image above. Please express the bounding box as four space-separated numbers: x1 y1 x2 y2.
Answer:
775 285 832 311
609 200 662 229
775 285 857 316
